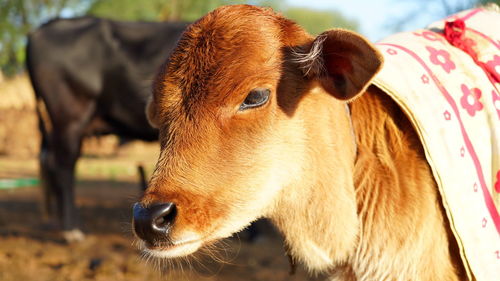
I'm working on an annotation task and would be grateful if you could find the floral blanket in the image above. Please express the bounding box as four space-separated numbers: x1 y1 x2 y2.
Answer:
372 7 500 280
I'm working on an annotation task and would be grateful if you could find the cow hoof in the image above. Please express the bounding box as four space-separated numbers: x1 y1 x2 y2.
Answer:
63 229 86 242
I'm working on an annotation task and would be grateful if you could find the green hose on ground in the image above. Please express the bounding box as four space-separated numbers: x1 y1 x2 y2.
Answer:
0 178 39 189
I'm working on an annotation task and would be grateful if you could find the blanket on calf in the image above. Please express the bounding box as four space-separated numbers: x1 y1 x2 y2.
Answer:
373 6 500 280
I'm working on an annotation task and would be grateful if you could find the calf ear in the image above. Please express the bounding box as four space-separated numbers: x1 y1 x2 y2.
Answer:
146 96 160 128
295 29 383 100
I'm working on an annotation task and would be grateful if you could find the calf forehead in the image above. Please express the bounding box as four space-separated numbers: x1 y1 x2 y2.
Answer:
155 6 283 111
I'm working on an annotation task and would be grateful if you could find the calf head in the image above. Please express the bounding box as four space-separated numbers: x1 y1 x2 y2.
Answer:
133 4 383 271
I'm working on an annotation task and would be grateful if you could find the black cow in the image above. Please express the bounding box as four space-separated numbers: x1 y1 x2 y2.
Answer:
26 17 188 241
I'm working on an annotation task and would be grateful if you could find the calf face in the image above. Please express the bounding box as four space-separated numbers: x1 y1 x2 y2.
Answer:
133 4 382 268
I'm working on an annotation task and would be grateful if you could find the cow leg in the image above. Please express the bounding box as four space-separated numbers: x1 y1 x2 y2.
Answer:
40 142 57 221
37 100 60 226
51 124 87 242
39 130 84 241
39 100 93 242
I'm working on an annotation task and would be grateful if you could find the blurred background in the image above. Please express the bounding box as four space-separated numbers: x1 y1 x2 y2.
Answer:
0 0 498 280
3 0 499 77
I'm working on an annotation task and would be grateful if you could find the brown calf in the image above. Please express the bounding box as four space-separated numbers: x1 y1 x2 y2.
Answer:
132 5 465 280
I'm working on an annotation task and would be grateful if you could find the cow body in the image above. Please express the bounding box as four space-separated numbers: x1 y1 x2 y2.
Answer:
128 5 496 280
26 17 188 239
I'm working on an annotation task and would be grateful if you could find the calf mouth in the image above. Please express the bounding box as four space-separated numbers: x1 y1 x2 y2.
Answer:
134 228 208 259
140 238 203 258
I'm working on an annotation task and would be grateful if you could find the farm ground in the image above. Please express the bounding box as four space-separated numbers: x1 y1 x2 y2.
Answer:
0 151 325 281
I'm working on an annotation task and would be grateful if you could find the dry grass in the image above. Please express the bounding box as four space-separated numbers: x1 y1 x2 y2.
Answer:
0 74 35 110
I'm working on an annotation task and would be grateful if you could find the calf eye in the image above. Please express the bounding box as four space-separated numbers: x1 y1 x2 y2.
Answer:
239 88 270 110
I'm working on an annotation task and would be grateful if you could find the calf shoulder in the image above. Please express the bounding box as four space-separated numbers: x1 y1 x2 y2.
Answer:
346 86 465 281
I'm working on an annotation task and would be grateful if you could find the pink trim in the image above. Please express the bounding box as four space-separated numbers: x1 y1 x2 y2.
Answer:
377 42 500 234
458 8 484 22
444 8 483 21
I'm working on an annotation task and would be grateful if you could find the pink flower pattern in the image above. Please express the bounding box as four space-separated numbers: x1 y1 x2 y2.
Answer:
485 55 500 82
386 48 397 55
492 90 500 120
426 46 456 73
413 31 443 42
382 20 498 236
421 74 429 84
460 84 483 116
443 110 451 120
374 10 500 260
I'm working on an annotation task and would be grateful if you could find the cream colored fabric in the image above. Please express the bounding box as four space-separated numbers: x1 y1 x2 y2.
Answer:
372 7 500 280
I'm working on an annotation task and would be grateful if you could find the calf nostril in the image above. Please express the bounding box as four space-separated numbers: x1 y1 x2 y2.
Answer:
151 203 177 231
154 216 166 227
132 202 177 244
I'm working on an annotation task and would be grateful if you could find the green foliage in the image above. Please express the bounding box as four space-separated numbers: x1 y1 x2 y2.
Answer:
285 7 358 35
0 0 89 76
0 0 31 75
87 0 356 34
87 0 166 21
87 0 286 21
162 0 227 21
1 0 355 76
87 0 228 21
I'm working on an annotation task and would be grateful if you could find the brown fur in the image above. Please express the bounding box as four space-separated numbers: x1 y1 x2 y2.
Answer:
138 5 466 280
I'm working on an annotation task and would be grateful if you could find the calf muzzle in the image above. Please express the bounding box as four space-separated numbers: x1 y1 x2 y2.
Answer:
132 202 177 245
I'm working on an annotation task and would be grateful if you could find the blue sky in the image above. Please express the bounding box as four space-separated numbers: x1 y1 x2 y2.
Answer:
287 0 475 41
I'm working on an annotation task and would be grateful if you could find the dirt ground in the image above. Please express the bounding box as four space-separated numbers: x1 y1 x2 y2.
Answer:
0 152 326 281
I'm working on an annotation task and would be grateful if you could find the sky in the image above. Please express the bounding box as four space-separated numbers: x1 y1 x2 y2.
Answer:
286 0 475 41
